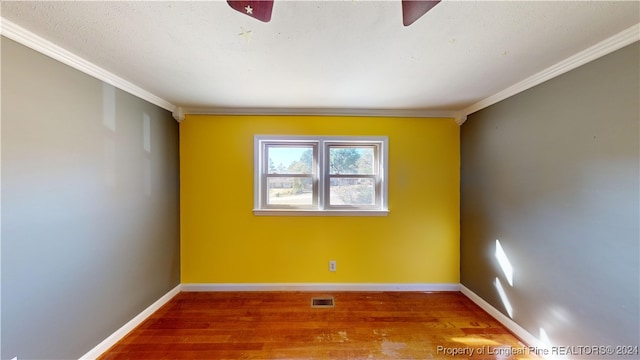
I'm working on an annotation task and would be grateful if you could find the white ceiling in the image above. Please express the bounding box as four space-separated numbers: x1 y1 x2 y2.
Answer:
1 1 639 119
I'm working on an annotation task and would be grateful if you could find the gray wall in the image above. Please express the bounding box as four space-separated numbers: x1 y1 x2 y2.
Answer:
1 37 180 359
461 42 639 351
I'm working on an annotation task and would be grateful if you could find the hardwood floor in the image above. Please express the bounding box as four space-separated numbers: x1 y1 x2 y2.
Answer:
99 291 540 359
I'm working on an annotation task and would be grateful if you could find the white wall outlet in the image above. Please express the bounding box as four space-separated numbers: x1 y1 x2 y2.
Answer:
329 260 336 272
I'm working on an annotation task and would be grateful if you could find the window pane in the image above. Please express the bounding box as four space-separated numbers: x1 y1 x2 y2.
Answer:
267 146 313 174
267 177 313 205
329 178 375 205
329 146 375 175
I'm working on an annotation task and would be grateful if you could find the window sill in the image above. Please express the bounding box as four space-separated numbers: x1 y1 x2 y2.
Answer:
253 209 389 217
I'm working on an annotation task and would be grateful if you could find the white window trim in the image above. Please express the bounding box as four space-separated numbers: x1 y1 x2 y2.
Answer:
253 135 389 216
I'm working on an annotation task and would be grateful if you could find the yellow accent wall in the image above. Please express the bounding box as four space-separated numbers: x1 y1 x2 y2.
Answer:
180 115 459 283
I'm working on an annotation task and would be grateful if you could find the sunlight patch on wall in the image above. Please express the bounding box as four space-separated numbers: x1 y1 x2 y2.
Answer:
538 328 565 359
143 112 152 197
494 277 513 318
143 112 151 153
102 83 116 132
539 328 550 346
549 305 572 326
495 239 514 286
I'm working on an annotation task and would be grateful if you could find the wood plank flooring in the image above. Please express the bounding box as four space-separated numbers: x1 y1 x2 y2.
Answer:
99 291 540 359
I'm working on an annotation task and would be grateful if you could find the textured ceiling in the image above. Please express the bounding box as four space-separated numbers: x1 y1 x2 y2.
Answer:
1 1 639 115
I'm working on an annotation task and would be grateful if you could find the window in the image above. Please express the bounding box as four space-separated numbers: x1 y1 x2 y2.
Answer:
254 136 388 216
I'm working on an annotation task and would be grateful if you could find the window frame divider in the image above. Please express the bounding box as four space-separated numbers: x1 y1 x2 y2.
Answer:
254 135 388 215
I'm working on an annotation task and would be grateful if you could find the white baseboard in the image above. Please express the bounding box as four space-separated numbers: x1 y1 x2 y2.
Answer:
84 283 551 360
79 284 181 360
181 282 460 292
80 282 457 358
460 284 541 348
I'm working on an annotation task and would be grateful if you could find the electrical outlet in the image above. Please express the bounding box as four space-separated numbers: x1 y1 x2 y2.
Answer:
329 260 336 272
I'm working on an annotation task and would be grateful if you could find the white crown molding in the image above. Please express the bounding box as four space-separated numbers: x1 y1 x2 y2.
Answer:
0 17 177 115
78 284 181 360
172 106 186 123
181 282 461 292
453 111 467 125
5 14 635 127
460 22 640 124
181 106 460 121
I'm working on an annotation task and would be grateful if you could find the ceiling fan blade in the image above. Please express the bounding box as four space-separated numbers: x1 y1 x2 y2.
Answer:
227 1 274 23
402 0 440 26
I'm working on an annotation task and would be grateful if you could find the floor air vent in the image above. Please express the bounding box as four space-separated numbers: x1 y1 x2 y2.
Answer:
311 297 334 308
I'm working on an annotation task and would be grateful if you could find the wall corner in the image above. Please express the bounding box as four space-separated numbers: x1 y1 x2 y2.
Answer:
172 106 185 123
454 112 468 125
